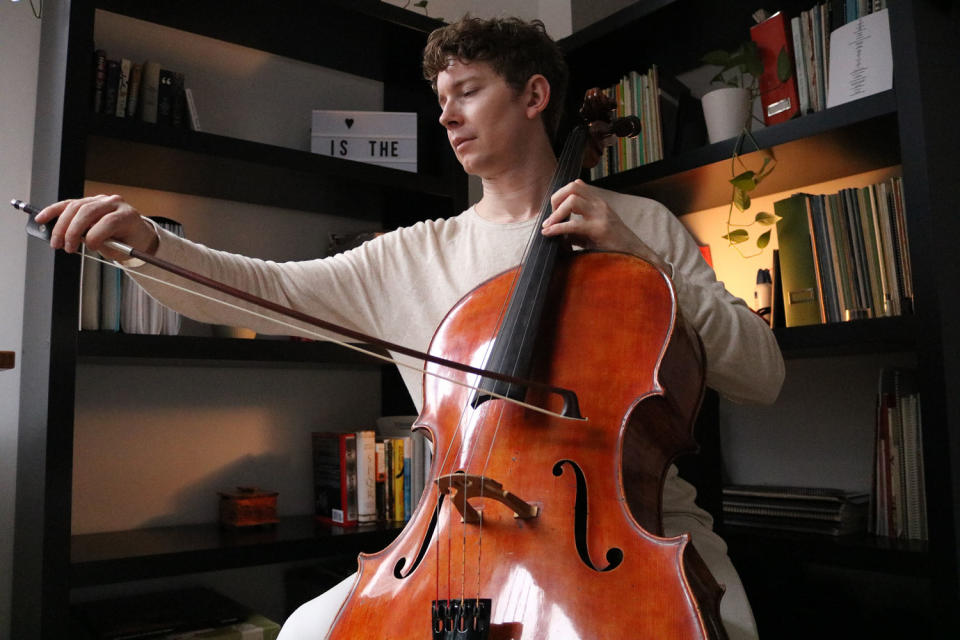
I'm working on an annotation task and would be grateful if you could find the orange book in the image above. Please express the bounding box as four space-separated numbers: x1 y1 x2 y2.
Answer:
750 12 801 126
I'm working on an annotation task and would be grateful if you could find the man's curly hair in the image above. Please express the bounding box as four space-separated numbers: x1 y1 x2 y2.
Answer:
422 16 569 139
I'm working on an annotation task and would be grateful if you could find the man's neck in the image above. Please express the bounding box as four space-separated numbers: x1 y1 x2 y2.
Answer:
474 142 557 224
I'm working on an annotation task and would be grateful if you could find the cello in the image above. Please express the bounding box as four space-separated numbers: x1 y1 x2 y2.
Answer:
11 90 727 639
324 90 728 639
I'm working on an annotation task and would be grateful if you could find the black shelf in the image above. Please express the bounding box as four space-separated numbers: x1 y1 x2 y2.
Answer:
94 0 442 82
77 332 385 367
774 315 917 358
591 91 900 215
70 516 402 587
723 524 931 577
85 116 457 214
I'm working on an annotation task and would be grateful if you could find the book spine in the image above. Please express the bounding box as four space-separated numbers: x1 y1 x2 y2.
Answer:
392 438 405 522
103 59 120 117
126 62 142 118
115 58 131 118
157 69 175 125
92 49 107 114
774 193 821 326
750 12 801 125
140 61 162 124
402 436 412 521
355 430 377 523
311 432 359 526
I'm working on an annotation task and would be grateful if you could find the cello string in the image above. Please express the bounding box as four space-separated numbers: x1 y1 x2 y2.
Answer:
462 126 589 618
453 124 590 620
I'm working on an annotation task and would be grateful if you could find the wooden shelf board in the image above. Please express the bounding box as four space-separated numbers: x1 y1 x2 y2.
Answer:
774 315 917 358
85 117 457 212
77 332 384 367
93 0 441 81
723 524 931 577
70 515 402 587
592 91 899 215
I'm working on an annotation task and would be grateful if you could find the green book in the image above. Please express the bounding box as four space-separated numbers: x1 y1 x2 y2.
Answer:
774 194 822 327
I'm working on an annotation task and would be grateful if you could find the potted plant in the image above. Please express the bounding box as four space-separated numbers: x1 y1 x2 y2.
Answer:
700 41 764 143
701 41 793 256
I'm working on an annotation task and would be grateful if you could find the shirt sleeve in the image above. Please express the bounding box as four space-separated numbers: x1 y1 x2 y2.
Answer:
124 219 393 343
603 192 785 405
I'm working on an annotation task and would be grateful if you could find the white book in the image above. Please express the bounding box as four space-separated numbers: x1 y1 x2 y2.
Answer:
79 246 101 330
184 87 202 132
791 16 810 114
355 430 377 523
115 58 131 118
100 262 122 331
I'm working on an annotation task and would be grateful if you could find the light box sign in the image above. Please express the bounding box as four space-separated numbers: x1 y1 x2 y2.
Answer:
311 110 417 172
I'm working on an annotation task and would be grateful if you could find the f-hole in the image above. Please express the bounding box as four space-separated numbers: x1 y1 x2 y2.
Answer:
394 493 444 579
553 459 623 572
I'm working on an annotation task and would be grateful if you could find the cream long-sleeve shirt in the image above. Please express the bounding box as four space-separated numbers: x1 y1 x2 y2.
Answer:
133 191 783 406
130 190 783 639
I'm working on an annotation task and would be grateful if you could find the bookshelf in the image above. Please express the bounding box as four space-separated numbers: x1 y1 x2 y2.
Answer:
561 0 960 634
15 0 464 636
15 0 960 637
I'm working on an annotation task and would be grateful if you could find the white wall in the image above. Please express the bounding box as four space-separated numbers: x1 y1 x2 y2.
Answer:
382 0 572 38
0 3 41 638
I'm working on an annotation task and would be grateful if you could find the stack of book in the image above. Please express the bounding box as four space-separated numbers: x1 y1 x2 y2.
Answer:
311 417 432 527
774 176 912 327
588 67 704 179
92 49 200 129
783 1 890 116
872 368 927 541
80 217 184 334
723 484 869 536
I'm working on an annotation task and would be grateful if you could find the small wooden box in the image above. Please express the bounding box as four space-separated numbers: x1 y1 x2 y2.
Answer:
218 487 279 528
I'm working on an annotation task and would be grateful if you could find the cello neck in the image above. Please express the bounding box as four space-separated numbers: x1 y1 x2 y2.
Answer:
471 124 589 409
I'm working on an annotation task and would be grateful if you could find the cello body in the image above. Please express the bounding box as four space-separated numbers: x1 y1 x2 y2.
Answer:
326 251 727 639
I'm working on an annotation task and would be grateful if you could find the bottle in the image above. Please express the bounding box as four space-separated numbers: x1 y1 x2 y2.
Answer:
754 268 772 326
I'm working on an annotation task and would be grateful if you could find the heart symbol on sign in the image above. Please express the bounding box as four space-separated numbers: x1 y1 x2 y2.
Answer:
345 118 354 129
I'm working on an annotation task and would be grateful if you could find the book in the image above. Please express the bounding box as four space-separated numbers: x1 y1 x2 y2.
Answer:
723 484 869 536
774 194 821 326
872 368 927 540
789 16 811 114
140 61 162 124
79 245 101 330
311 432 358 526
157 69 175 125
103 59 120 117
115 58 131 118
100 261 123 332
126 62 142 118
119 217 183 335
185 87 202 131
92 49 107 114
750 11 801 125
355 429 377 523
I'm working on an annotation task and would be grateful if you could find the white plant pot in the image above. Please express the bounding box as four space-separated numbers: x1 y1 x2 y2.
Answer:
701 87 752 144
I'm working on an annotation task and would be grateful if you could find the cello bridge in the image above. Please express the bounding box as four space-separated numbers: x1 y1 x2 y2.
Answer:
436 473 539 524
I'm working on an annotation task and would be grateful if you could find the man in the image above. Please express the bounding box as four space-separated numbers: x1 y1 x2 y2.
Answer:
38 16 783 639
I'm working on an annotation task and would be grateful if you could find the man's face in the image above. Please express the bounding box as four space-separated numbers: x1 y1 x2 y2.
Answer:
435 59 533 177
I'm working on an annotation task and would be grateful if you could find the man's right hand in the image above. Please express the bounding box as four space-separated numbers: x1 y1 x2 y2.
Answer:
35 194 159 261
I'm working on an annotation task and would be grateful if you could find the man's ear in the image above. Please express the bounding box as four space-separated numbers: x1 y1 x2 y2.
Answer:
524 74 551 120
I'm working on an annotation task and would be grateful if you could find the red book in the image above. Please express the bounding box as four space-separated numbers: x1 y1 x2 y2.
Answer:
311 432 359 526
750 12 801 126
